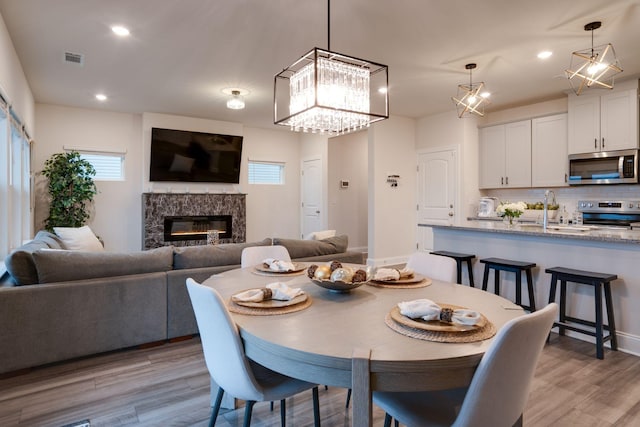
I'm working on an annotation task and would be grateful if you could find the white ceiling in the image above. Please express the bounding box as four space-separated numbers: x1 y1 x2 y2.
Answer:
1 0 639 130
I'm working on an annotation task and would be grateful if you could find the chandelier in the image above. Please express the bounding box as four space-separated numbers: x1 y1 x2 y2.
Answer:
565 21 622 95
451 63 490 118
274 1 388 135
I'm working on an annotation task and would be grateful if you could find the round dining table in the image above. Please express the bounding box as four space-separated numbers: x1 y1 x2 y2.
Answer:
202 265 525 427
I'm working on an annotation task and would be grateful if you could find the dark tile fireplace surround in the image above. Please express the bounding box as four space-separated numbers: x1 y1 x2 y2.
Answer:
142 193 246 249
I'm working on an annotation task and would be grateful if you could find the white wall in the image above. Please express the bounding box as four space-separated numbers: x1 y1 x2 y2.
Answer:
34 107 307 251
328 131 368 251
368 116 417 266
0 11 34 135
34 104 143 251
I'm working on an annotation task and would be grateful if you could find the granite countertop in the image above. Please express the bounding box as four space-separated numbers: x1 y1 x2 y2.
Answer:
421 219 640 244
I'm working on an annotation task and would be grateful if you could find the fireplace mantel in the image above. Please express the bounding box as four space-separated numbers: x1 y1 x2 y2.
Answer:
142 193 246 249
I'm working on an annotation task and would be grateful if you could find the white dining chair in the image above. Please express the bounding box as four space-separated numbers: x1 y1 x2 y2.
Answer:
185 278 320 427
406 252 457 283
241 245 291 268
373 302 557 427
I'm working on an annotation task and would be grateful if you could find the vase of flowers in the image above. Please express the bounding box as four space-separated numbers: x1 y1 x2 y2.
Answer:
496 201 527 227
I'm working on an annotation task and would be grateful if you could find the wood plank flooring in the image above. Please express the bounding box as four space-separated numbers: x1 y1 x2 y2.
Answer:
1 334 639 426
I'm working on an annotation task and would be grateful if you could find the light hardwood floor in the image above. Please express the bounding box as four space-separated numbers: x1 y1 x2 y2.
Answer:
1 334 640 426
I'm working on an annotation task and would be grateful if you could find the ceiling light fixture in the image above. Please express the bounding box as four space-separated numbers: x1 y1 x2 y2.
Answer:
565 21 622 95
226 90 245 110
95 93 107 101
273 0 389 135
537 51 553 59
111 25 130 37
451 63 490 118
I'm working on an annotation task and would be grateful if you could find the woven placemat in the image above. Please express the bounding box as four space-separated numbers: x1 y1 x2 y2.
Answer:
384 312 496 343
228 295 312 315
367 278 432 289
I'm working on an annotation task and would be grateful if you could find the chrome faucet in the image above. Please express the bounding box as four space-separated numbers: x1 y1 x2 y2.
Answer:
543 190 556 231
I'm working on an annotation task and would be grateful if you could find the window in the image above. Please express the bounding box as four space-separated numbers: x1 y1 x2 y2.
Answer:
248 161 285 185
75 151 125 181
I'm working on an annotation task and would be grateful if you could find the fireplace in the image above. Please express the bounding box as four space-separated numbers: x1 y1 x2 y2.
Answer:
164 215 232 242
142 193 246 249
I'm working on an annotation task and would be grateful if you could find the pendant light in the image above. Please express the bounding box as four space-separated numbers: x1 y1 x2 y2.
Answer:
451 63 490 118
274 0 389 135
565 21 622 95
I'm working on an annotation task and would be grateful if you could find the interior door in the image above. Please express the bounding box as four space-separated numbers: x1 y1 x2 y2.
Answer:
417 148 457 250
301 158 323 238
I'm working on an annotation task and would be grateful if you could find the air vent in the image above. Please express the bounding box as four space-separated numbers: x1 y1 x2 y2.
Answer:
64 51 84 65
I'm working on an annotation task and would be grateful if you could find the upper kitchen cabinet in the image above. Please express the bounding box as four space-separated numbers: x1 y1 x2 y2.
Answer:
568 83 639 155
479 120 531 189
532 113 568 187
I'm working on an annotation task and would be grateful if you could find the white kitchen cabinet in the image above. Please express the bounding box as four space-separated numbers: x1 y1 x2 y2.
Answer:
532 113 568 187
568 87 638 154
479 120 531 189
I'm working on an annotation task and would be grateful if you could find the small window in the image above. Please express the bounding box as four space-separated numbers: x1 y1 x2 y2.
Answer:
77 152 125 181
248 161 285 185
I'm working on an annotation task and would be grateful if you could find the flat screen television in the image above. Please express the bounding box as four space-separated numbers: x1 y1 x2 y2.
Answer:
149 127 243 183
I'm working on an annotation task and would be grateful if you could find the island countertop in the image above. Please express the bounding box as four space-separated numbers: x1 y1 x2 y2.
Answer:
420 219 640 245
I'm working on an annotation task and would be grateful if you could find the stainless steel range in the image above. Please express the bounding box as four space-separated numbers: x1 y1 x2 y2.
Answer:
578 200 640 228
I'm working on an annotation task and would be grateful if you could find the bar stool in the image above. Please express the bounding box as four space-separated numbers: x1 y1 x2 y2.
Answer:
480 257 536 312
430 251 476 287
545 266 618 360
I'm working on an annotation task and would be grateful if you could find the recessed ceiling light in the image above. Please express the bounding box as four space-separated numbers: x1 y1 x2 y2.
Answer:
111 25 130 37
537 51 553 59
95 94 107 101
378 87 388 94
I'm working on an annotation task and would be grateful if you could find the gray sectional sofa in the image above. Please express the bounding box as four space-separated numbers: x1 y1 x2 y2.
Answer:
0 232 364 375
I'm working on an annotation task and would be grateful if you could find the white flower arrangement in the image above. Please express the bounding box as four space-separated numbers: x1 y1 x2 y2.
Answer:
496 201 527 218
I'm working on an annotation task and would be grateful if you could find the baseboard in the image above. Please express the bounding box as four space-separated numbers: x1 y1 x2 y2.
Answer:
561 330 640 357
366 255 408 268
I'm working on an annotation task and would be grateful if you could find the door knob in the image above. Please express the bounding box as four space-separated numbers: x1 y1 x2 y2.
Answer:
448 212 454 217
316 210 320 214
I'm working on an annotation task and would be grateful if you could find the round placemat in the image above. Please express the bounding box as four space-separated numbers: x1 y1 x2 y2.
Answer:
367 277 432 289
251 269 306 277
384 312 496 343
228 295 312 315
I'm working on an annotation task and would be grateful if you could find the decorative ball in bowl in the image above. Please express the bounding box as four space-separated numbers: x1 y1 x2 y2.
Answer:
307 262 368 293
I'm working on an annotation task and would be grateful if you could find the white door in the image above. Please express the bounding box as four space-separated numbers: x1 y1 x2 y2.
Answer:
417 148 457 250
301 158 323 238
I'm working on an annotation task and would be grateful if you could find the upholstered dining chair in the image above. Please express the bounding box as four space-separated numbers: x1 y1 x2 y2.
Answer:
241 245 291 268
406 252 458 283
373 302 557 427
185 278 321 427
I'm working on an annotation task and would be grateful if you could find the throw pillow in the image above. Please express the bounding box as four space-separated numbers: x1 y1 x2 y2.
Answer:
304 229 337 240
53 225 104 252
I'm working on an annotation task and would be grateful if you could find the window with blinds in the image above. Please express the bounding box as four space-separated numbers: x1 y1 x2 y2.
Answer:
248 161 285 185
76 152 125 181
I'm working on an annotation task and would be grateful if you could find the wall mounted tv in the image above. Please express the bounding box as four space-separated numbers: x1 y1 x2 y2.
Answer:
149 127 243 183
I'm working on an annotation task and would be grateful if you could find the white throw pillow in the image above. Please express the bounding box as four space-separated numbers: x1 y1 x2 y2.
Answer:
304 229 337 240
53 225 104 251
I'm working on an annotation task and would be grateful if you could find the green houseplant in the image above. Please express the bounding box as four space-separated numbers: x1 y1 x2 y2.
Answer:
41 151 97 231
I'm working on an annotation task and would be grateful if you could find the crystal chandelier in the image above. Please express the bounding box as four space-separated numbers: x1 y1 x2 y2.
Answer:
274 1 388 135
451 63 490 118
565 21 622 96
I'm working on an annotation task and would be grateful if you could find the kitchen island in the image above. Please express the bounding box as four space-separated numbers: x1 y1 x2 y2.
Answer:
425 220 640 355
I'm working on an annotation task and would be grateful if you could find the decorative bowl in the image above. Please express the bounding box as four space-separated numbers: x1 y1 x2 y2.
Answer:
310 278 366 293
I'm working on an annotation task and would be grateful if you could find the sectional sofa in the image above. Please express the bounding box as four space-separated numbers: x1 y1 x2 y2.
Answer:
0 232 364 375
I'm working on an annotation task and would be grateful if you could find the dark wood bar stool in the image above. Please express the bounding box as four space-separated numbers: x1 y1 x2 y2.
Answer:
480 257 536 312
430 251 476 287
545 266 618 360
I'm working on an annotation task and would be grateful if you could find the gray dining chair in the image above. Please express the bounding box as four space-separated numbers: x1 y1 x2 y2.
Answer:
373 302 557 427
241 245 291 268
185 278 320 427
406 252 457 283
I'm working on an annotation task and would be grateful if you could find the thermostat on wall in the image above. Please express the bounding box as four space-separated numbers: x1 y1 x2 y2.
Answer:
340 180 349 188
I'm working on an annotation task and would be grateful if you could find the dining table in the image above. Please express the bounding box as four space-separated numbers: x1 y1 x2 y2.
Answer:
201 263 525 427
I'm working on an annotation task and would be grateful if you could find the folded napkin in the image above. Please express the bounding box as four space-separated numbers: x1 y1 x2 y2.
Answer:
398 298 481 326
233 282 304 302
374 267 414 281
263 258 296 272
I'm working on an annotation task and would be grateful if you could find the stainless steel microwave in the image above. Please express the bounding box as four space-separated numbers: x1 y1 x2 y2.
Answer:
568 149 639 185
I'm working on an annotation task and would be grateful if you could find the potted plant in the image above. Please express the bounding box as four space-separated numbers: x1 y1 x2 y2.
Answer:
41 151 97 231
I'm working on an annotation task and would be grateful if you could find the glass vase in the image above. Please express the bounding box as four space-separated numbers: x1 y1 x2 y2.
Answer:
503 215 518 228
